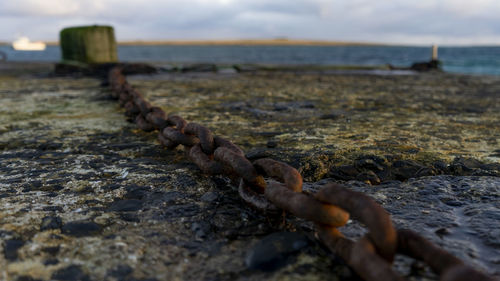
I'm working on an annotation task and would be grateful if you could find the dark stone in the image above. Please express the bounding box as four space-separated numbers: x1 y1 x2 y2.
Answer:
42 246 60 255
101 183 121 191
266 140 278 148
356 171 381 185
62 221 102 237
108 264 133 278
51 265 91 281
320 109 346 120
435 228 451 237
42 206 63 212
452 157 483 170
4 239 24 261
124 185 150 200
181 64 217 73
40 184 64 191
245 232 309 271
152 204 201 221
200 192 218 203
120 213 140 222
40 216 63 231
432 161 449 173
328 165 359 181
415 167 438 177
411 60 441 71
355 156 386 171
391 160 425 181
43 258 59 265
191 222 210 240
30 180 43 189
107 199 143 212
246 149 273 160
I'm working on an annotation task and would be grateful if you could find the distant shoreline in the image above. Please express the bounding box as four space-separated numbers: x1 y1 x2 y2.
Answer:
115 39 384 46
1 39 383 47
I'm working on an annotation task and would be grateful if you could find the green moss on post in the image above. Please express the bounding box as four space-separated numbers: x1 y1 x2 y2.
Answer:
60 25 118 64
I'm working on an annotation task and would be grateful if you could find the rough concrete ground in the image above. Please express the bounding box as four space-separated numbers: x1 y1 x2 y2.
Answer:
0 62 499 281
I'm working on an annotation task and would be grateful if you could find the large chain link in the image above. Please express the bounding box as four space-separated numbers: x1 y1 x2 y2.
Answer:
108 67 496 281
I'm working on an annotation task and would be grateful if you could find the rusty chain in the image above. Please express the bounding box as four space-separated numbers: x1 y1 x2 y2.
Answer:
108 67 496 281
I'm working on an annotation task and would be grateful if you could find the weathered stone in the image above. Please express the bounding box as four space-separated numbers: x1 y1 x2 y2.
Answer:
52 265 91 281
40 216 63 231
245 232 309 271
3 239 24 261
62 221 102 237
107 199 143 212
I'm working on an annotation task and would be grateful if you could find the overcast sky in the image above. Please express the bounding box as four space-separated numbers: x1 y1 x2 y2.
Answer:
1 0 499 45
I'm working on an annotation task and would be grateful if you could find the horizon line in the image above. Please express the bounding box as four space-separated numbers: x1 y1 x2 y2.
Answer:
0 38 499 47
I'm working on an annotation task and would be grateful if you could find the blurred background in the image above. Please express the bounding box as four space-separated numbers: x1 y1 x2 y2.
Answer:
1 0 500 74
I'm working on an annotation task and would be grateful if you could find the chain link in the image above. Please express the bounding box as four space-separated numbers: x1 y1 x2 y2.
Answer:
108 67 496 281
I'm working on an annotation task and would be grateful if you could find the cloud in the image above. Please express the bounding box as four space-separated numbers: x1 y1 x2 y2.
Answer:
1 0 500 45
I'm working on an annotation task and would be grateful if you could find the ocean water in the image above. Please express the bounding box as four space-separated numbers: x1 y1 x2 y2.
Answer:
1 45 499 75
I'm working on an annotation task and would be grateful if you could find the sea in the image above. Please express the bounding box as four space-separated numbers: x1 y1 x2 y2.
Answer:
1 45 499 75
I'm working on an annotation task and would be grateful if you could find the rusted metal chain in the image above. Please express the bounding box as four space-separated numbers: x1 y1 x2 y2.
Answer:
265 181 349 227
253 158 302 192
397 229 496 281
108 67 497 281
316 182 397 262
317 226 405 281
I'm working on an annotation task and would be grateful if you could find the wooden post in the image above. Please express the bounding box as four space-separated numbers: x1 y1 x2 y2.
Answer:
432 44 438 61
59 25 118 64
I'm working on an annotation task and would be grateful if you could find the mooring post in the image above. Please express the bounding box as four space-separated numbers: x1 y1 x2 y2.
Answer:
56 25 118 76
59 25 118 64
432 44 438 61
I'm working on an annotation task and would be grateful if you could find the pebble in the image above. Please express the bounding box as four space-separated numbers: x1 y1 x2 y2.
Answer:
51 265 91 281
266 139 278 148
62 221 102 237
107 264 133 279
245 232 309 271
40 216 63 231
3 239 24 261
200 191 218 203
107 199 143 212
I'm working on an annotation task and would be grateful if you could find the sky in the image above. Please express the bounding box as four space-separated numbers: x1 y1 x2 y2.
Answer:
1 0 500 45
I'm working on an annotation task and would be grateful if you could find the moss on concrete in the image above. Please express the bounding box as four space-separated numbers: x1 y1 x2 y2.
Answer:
60 25 118 63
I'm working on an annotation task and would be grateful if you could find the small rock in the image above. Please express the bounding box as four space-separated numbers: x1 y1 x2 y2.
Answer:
3 239 24 261
52 265 91 281
246 149 273 160
266 139 278 148
43 258 59 265
200 192 218 203
62 221 102 237
432 161 448 173
124 185 149 200
40 216 63 231
453 157 483 170
245 232 309 271
355 157 385 171
356 171 381 185
320 109 346 120
435 228 451 237
191 222 209 240
108 264 133 279
107 199 143 212
42 246 60 255
328 165 359 181
391 160 425 181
